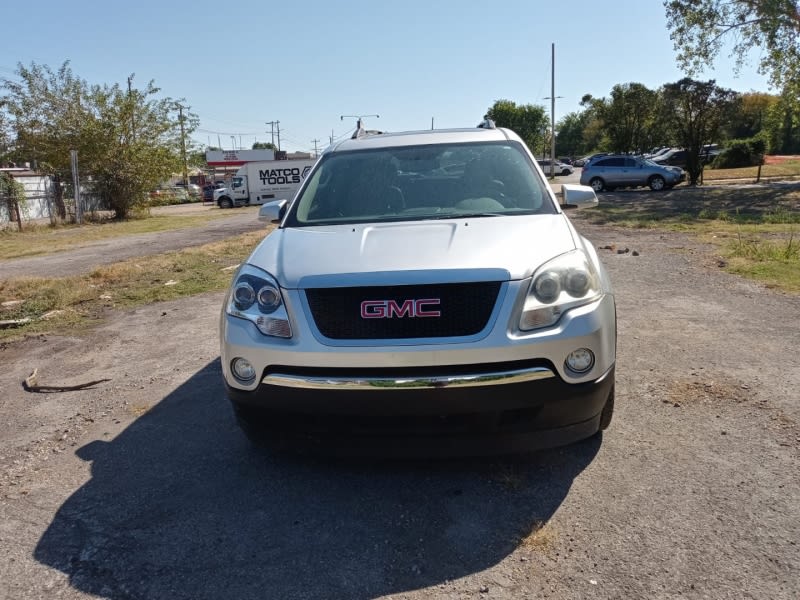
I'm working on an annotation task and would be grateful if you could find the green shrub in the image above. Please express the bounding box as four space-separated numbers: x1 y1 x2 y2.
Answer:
712 135 768 169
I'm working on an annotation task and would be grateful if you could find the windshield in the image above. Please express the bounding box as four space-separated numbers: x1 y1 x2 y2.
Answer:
285 141 555 226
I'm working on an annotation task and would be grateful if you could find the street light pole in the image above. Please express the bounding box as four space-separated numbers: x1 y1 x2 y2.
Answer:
543 43 563 179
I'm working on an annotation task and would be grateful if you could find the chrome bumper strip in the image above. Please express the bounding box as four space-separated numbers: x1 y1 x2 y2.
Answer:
261 366 556 391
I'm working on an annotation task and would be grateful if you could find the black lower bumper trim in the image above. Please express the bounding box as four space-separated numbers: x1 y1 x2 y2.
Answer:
227 365 615 453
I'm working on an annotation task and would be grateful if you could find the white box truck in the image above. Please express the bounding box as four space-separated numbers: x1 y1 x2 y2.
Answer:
214 159 316 208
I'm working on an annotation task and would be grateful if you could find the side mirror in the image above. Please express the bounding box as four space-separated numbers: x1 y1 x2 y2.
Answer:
560 184 599 210
258 199 288 223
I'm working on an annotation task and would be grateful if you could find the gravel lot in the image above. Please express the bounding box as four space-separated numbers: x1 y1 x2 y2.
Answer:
0 202 798 599
1 204 265 279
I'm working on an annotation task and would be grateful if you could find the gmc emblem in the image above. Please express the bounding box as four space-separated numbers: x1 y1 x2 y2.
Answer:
360 298 441 319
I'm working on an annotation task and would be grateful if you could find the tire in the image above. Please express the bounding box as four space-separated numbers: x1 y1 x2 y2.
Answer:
589 177 604 193
648 175 666 191
598 386 614 431
218 196 233 209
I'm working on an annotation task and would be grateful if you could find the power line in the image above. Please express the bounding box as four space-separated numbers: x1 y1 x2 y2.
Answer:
265 120 281 151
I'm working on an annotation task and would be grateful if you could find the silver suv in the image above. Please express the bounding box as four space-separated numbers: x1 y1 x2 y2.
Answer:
220 122 616 455
580 154 685 192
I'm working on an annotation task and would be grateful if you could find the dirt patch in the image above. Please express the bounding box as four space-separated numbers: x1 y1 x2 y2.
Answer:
764 155 800 165
664 376 755 407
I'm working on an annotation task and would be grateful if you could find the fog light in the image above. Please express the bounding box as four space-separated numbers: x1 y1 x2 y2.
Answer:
566 348 594 373
231 358 257 382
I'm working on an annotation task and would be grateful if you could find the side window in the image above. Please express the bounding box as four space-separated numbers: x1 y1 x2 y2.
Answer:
624 158 638 168
595 158 624 168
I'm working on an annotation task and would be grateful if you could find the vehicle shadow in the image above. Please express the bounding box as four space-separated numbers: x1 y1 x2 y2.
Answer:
35 360 600 600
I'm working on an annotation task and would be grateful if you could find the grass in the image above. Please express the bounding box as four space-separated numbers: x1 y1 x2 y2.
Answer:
0 230 266 341
579 184 800 293
724 226 800 292
704 158 800 181
0 209 235 260
517 520 556 553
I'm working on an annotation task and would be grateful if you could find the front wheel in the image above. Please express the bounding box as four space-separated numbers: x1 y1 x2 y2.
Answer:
648 175 666 191
589 177 604 192
218 196 233 209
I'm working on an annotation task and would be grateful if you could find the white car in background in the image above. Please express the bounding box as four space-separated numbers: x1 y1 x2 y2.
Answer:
537 159 574 176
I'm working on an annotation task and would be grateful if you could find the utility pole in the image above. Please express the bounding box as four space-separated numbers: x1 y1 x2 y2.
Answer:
175 103 189 187
127 74 135 141
311 138 321 156
543 43 563 179
266 120 281 151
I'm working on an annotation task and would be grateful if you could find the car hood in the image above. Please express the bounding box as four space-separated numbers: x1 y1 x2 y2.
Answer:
247 215 578 288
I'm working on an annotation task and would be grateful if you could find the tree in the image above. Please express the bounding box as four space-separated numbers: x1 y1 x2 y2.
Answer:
0 171 26 230
764 90 800 153
0 61 196 220
0 107 11 165
252 141 276 150
665 0 800 92
578 84 660 154
604 83 660 153
555 111 589 158
88 81 197 218
726 92 777 139
485 100 548 155
660 78 738 184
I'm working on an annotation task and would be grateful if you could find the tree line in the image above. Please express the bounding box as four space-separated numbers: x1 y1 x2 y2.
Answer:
0 62 197 220
487 0 800 186
486 78 795 186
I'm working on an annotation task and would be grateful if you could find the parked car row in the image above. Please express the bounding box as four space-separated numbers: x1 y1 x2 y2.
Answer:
149 186 193 204
174 182 202 200
569 145 721 171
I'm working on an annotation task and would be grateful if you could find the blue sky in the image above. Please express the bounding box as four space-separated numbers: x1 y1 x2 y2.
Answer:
1 0 773 154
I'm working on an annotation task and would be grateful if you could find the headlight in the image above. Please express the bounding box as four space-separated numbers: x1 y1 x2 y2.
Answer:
226 265 292 338
519 250 602 331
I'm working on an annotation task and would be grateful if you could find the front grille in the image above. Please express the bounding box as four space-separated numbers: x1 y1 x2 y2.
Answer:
305 281 502 340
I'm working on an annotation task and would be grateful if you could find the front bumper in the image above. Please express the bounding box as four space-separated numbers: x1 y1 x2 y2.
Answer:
221 281 616 453
226 363 614 454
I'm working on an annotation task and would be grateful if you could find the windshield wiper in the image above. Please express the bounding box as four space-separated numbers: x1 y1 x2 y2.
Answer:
423 212 503 220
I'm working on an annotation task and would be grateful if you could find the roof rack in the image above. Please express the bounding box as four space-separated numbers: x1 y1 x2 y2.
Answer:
477 118 496 129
